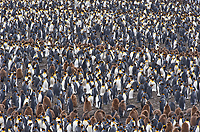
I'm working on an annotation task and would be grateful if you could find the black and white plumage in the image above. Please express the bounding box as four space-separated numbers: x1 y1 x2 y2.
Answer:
0 0 199 131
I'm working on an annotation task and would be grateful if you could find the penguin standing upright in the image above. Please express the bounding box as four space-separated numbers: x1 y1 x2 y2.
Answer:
16 68 23 79
174 89 180 104
179 94 186 111
197 89 200 102
0 68 7 82
37 90 44 103
67 97 73 114
31 93 37 114
103 89 109 105
128 87 134 99
191 89 197 105
47 87 54 102
160 98 166 114
42 78 49 92
118 100 126 117
137 88 143 103
83 97 92 112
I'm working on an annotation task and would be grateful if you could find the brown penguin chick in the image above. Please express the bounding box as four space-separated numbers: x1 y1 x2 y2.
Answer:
172 127 180 132
166 121 173 132
36 103 45 117
16 68 23 79
71 94 77 107
50 109 55 119
141 110 149 118
7 107 17 115
118 100 126 113
181 122 189 132
164 103 171 117
186 108 192 116
159 114 167 125
60 110 67 118
43 96 52 110
129 108 138 121
144 117 150 126
168 111 176 118
153 109 162 117
24 106 33 117
112 98 119 111
190 115 197 127
142 104 150 114
125 116 132 125
175 107 182 116
94 109 105 122
90 116 97 125
0 104 5 113
0 68 7 81
49 64 56 75
191 105 198 116
83 97 92 112
71 66 77 75
82 111 90 119
69 109 78 120
63 61 69 71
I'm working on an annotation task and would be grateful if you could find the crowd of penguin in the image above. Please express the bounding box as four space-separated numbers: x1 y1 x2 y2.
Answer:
0 0 200 131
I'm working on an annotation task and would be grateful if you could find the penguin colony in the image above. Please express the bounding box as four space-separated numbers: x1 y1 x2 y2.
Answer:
0 0 200 131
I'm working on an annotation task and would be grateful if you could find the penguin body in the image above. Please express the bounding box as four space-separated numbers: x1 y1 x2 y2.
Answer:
179 95 185 111
103 90 109 105
190 90 197 105
160 98 166 114
43 96 52 110
42 78 48 92
16 68 23 79
175 90 180 104
169 102 175 111
67 97 73 114
118 100 126 117
83 97 92 112
46 88 54 102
